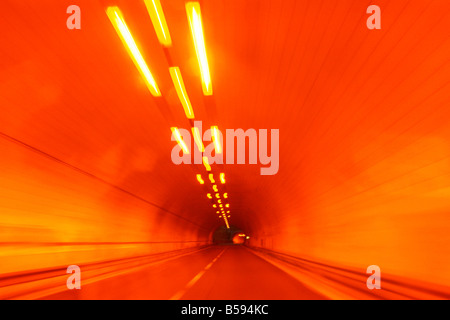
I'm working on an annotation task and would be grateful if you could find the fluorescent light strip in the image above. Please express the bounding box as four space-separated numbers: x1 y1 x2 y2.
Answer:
192 127 205 152
203 156 211 171
171 127 189 154
186 2 212 96
144 0 172 46
106 7 161 97
223 215 230 229
211 126 222 154
170 67 195 119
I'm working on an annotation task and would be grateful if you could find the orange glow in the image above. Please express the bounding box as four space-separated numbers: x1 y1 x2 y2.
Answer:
208 173 215 183
211 126 222 154
219 172 225 184
215 193 220 198
192 126 205 152
2 0 450 301
218 199 222 204
144 0 172 47
186 2 212 95
171 67 195 119
171 127 189 154
106 7 161 96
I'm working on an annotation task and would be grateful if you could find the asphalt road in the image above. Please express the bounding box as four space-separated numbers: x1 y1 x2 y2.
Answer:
42 245 326 300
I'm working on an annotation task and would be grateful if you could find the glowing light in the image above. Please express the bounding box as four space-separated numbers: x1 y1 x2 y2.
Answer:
171 127 189 154
170 67 195 119
218 199 222 204
144 0 172 46
223 215 230 229
219 173 226 184
215 193 220 199
202 157 211 171
212 127 222 154
246 236 250 240
196 174 204 185
207 193 212 199
225 204 230 208
212 185 218 192
192 126 204 152
213 204 217 208
216 211 220 214
186 2 212 95
219 204 223 208
106 7 161 96
226 210 230 213
223 192 228 198
209 173 215 184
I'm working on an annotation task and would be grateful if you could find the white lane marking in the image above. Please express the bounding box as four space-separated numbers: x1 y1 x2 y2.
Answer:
170 249 226 300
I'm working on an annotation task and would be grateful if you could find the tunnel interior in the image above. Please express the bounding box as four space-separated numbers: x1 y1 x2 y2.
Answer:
1 0 450 300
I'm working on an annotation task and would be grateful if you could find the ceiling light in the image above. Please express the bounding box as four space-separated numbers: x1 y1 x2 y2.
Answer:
196 174 204 184
202 156 211 171
106 7 161 96
170 67 195 119
211 126 222 154
192 126 205 152
186 2 212 95
171 127 189 154
144 0 172 47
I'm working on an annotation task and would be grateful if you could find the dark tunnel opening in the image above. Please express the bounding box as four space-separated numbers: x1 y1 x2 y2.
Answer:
212 225 245 245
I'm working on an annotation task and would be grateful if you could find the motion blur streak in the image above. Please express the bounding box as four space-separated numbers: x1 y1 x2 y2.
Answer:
1 0 450 300
106 6 161 97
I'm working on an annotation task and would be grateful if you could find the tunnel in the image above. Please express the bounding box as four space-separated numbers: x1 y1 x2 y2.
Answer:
1 0 450 301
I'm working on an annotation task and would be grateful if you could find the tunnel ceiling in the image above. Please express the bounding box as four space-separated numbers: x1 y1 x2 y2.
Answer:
2 0 450 242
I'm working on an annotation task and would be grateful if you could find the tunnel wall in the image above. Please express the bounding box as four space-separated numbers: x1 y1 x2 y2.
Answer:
0 136 210 276
247 108 450 288
244 37 450 288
